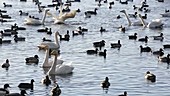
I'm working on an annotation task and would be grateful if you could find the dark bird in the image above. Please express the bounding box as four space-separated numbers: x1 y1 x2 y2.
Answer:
93 40 105 48
99 49 107 57
118 91 127 96
3 3 12 7
145 71 156 82
1 59 10 70
138 36 148 43
101 77 110 89
85 8 97 15
42 75 51 86
140 45 152 53
86 48 98 55
25 55 39 64
128 33 137 40
153 48 164 56
0 84 10 95
51 84 61 96
110 40 122 49
18 79 34 90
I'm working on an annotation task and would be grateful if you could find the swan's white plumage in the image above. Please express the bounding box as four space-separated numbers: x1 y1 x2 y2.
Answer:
47 50 74 75
24 9 49 25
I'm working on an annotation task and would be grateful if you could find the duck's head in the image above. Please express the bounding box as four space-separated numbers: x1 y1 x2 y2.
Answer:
4 84 10 88
50 50 58 56
31 79 35 83
34 55 39 59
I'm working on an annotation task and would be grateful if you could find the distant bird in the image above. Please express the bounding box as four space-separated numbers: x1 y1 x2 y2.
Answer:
100 27 106 33
140 45 152 53
1 59 10 70
51 84 61 96
0 84 10 95
42 37 52 42
25 55 39 64
19 10 29 16
86 48 98 55
158 54 170 63
100 77 110 90
3 2 12 7
145 71 156 82
153 48 164 56
14 34 25 42
85 8 97 15
42 75 51 86
128 33 137 40
153 33 164 41
6 90 27 96
118 91 127 96
138 36 148 43
93 40 105 48
163 44 170 49
99 49 107 58
110 40 122 49
18 79 34 90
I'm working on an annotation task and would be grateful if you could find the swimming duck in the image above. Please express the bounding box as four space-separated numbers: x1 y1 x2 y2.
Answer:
110 40 122 49
101 77 110 90
153 48 164 56
158 54 170 63
19 10 29 16
18 79 34 90
1 59 10 70
93 40 105 48
145 71 156 82
42 75 51 86
14 34 25 42
153 33 164 41
0 84 10 95
163 44 170 49
138 36 148 43
51 84 61 96
85 8 97 15
140 45 152 53
3 3 12 7
86 48 98 55
42 37 52 42
128 33 137 40
25 55 39 64
98 49 107 57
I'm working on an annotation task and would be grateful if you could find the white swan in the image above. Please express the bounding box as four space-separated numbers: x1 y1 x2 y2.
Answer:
24 9 49 25
42 45 64 68
49 6 77 24
160 12 170 17
47 50 74 75
138 14 164 29
37 31 60 50
120 10 145 26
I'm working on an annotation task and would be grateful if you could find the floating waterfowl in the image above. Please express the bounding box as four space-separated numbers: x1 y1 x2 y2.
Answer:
86 48 98 55
25 55 39 64
18 79 34 90
140 45 152 53
145 71 156 82
42 75 51 86
100 77 110 90
51 84 61 96
118 91 127 96
0 84 10 95
1 59 10 70
47 50 74 75
128 33 137 40
110 40 122 49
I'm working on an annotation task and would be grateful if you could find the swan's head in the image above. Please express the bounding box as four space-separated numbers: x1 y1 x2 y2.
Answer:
120 10 126 13
45 9 50 12
50 50 58 56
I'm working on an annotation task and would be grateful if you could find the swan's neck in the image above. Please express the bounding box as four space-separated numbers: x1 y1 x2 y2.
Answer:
124 11 131 26
55 33 60 49
48 54 57 75
138 14 147 27
59 5 63 17
41 10 48 25
42 48 50 67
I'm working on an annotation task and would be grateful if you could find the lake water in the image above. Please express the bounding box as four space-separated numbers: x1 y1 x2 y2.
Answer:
0 0 170 96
